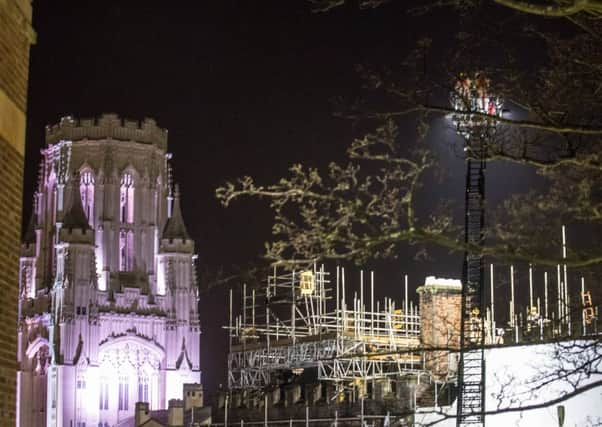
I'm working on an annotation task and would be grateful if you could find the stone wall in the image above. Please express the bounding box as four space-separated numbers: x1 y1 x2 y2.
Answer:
45 114 168 150
0 0 34 424
0 137 24 425
0 0 34 111
418 277 462 379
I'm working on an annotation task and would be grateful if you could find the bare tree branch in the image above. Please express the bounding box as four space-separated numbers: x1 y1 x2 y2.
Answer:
494 0 602 17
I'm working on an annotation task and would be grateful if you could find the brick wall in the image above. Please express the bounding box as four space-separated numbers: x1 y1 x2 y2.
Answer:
0 0 34 112
0 0 34 425
418 280 462 379
0 138 23 425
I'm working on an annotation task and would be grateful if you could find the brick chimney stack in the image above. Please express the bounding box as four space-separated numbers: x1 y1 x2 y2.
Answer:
167 399 184 426
184 383 204 411
417 276 462 379
135 402 150 426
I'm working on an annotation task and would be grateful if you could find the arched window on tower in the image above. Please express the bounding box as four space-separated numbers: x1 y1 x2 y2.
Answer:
138 374 149 404
120 172 134 224
41 169 58 287
118 375 129 411
99 377 109 411
80 170 95 225
119 172 135 272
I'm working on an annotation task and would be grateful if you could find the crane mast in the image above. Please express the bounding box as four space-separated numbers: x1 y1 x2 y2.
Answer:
451 73 502 427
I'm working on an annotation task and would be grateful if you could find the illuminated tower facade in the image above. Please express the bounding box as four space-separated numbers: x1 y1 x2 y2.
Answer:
16 114 201 427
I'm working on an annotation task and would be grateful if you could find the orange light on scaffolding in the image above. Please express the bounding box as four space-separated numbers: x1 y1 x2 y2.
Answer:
581 290 592 306
582 290 595 324
300 271 315 296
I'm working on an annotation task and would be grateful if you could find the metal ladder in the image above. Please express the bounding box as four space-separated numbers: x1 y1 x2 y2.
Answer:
457 140 487 426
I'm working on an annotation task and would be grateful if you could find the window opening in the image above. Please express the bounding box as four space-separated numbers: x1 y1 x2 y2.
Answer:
120 173 134 224
118 376 129 411
80 170 94 225
99 380 108 410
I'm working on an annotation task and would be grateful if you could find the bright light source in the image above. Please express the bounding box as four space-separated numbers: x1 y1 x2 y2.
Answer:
299 271 314 296
450 72 503 138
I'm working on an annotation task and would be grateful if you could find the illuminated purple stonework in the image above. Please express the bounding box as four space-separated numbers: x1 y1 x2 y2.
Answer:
17 114 201 427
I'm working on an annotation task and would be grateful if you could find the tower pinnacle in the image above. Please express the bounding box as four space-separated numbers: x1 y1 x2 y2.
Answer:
162 184 190 241
62 172 91 232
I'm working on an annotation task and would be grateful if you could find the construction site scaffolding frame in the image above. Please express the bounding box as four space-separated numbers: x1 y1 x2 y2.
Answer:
226 266 426 394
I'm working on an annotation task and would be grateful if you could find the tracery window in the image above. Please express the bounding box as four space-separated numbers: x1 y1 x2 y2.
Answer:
80 170 94 225
120 173 135 224
138 375 149 403
98 343 162 410
118 376 129 411
99 379 109 410
76 373 87 427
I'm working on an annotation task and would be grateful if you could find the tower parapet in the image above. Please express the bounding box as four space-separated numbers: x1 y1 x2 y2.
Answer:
45 113 168 150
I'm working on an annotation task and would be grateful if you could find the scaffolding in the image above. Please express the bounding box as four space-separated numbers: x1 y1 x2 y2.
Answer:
225 267 424 391
222 234 600 423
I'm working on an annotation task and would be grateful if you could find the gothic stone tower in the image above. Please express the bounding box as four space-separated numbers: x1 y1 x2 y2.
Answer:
17 114 201 427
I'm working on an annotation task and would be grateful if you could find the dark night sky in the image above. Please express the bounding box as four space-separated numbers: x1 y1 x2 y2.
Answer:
24 1 537 391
